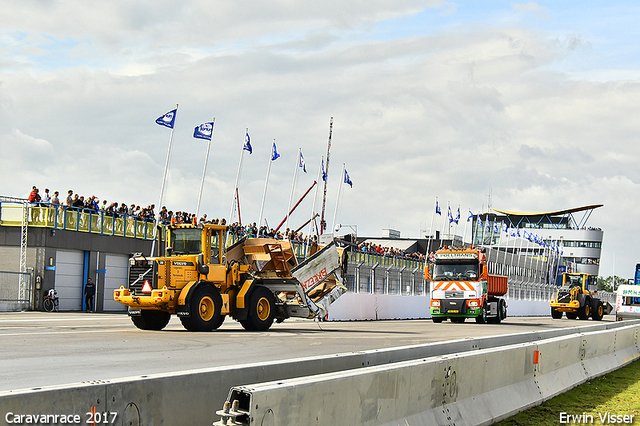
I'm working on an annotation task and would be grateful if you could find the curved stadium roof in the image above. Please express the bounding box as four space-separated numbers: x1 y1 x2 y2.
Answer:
492 204 603 217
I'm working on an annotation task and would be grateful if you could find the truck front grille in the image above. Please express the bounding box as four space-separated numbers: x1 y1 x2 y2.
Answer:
129 261 157 295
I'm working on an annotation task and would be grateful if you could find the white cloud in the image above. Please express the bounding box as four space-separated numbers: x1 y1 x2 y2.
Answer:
511 2 551 21
0 1 638 278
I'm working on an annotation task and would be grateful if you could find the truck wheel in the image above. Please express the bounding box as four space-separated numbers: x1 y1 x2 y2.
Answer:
180 285 223 331
578 298 591 320
488 299 507 324
475 304 487 324
131 310 171 330
592 301 605 321
551 308 563 319
566 312 578 320
499 299 507 322
241 286 276 332
432 317 444 323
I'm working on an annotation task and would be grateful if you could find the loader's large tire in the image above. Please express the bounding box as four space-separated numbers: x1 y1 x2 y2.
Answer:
551 308 563 319
566 312 578 320
592 301 605 321
179 285 223 331
240 286 276 332
578 297 591 320
131 310 171 331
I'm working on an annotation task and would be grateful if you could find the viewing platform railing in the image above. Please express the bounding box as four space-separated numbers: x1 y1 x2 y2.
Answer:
0 203 156 240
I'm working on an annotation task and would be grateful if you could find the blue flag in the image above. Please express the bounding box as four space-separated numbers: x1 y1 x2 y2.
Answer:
493 223 499 233
299 151 307 173
193 122 214 140
448 206 454 224
467 210 473 222
271 142 280 161
156 109 177 129
321 158 327 181
244 131 252 154
344 169 353 187
435 201 441 215
454 207 460 224
502 222 508 233
478 218 482 228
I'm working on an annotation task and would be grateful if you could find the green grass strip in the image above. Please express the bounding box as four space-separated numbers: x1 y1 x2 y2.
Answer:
495 358 640 425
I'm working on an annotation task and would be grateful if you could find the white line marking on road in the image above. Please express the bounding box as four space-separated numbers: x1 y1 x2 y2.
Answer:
0 316 124 323
0 328 137 337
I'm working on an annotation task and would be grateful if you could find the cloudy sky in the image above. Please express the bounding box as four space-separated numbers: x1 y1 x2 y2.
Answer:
1 1 639 278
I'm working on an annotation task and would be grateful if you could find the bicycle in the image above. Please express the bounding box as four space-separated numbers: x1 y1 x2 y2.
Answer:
43 289 59 312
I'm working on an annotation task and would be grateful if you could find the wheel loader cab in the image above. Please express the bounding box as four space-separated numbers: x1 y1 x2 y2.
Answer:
169 227 203 255
164 224 228 286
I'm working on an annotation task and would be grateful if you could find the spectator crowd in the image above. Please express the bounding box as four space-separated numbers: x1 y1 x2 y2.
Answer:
26 185 424 261
356 241 426 261
28 186 156 221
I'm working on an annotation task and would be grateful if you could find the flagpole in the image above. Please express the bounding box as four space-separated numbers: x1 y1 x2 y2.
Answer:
499 221 507 268
320 117 333 234
258 139 275 231
151 103 178 257
463 208 470 245
453 205 460 239
306 156 323 256
426 197 437 255
515 230 524 285
284 148 301 237
331 163 345 233
195 117 215 219
230 128 248 225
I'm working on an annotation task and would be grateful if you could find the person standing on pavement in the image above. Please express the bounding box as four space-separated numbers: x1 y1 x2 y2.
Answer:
84 278 96 312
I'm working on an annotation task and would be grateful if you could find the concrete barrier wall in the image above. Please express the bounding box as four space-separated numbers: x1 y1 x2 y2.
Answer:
328 293 552 321
2 321 638 426
216 323 640 426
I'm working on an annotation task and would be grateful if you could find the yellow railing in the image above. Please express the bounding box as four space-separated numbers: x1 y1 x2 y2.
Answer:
0 204 155 240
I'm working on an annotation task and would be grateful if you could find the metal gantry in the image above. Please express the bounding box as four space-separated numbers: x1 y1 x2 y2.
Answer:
0 196 30 303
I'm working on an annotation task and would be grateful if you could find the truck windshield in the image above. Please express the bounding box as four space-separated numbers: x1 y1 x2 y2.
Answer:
432 261 479 281
170 229 202 255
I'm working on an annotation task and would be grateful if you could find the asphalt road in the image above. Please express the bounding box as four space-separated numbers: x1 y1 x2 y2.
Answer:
0 311 615 393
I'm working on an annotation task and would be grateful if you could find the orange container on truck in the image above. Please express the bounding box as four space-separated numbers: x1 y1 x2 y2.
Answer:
426 246 508 324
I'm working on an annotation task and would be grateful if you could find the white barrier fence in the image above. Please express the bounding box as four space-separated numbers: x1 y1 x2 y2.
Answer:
1 321 637 426
328 293 555 320
215 323 640 426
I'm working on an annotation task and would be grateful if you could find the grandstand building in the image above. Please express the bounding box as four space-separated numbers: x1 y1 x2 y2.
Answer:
471 204 604 277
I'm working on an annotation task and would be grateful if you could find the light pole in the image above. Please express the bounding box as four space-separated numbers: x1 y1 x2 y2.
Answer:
335 224 357 243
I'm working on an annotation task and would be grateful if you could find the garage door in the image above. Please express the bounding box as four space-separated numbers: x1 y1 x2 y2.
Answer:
55 250 84 311
103 254 128 312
